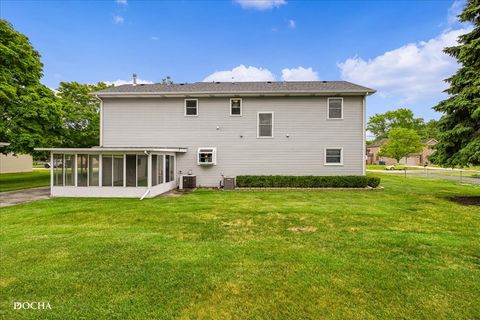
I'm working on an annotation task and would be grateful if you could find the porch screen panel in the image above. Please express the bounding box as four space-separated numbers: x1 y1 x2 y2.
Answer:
137 155 148 187
165 156 171 182
53 154 64 186
102 155 113 186
126 155 136 187
169 156 175 182
165 155 175 182
77 154 88 186
89 155 99 186
113 155 124 187
64 154 75 186
157 155 164 184
151 155 157 186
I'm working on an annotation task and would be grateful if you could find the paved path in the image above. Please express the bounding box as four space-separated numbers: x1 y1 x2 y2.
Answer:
367 170 480 184
0 187 50 208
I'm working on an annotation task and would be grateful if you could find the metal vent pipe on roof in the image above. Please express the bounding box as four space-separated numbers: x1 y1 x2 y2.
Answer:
132 73 137 86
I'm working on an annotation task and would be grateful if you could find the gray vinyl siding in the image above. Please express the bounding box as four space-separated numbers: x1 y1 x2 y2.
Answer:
102 96 364 187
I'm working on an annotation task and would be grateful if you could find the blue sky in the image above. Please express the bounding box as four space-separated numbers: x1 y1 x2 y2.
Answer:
1 0 469 125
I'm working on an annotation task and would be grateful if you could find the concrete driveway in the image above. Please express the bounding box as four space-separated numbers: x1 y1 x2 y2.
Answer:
0 187 50 208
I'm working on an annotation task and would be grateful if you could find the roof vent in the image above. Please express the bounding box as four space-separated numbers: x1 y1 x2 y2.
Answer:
132 73 137 86
322 80 327 83
267 81 272 84
215 81 220 84
180 83 185 86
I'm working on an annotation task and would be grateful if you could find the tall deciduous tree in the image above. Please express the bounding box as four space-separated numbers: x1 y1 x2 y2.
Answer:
431 0 480 166
379 127 424 163
367 108 426 141
0 19 63 155
57 82 110 148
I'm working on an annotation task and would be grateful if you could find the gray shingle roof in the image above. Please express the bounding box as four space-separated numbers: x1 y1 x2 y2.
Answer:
94 81 375 95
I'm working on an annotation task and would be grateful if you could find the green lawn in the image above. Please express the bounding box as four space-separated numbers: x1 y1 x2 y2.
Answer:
0 169 50 192
1 174 479 319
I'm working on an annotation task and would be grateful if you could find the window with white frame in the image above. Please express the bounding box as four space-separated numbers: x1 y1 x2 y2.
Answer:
197 148 216 165
257 112 274 138
325 148 343 165
230 98 242 116
185 99 198 116
327 98 343 119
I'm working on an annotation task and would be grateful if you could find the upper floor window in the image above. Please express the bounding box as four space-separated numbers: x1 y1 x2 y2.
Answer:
257 112 274 138
230 98 242 116
324 148 343 165
185 99 198 116
327 98 343 119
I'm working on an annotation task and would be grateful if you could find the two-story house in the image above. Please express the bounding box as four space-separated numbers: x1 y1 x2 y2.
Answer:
37 81 375 198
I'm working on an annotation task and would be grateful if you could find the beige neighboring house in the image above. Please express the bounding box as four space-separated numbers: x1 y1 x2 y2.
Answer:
366 138 437 166
0 142 33 173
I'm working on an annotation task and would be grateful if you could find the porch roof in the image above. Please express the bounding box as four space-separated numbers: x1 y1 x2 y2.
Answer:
35 147 188 153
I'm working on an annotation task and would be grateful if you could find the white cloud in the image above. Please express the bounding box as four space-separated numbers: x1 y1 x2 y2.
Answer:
115 0 127 4
151 36 159 41
104 78 154 86
203 65 276 82
447 0 465 25
234 0 286 10
281 67 319 81
338 28 471 102
113 15 124 24
288 19 296 29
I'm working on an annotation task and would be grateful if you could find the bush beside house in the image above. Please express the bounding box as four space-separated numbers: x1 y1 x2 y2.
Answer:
236 176 381 188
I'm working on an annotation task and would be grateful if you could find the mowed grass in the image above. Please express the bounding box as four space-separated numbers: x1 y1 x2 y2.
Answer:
0 174 479 319
0 170 50 192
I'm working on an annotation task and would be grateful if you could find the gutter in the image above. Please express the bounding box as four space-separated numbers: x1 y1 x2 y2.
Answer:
91 90 376 98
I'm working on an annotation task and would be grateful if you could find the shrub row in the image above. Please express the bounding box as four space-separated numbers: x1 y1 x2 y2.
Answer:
236 175 381 188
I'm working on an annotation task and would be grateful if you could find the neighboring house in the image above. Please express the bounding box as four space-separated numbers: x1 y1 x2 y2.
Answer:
366 138 437 166
36 81 375 198
0 142 33 174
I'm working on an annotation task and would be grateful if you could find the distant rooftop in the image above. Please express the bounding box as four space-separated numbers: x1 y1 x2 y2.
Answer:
94 81 375 96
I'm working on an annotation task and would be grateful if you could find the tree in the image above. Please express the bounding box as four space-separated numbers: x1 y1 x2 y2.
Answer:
161 76 174 84
378 127 424 163
430 0 480 167
0 19 63 155
57 82 111 148
419 119 441 141
367 108 426 141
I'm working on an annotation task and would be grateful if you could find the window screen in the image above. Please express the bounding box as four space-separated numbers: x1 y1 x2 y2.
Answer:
328 98 342 119
152 155 158 186
113 155 124 186
185 99 198 116
53 154 63 186
230 99 241 116
88 155 99 186
126 155 136 187
325 148 342 164
65 154 75 186
77 154 88 186
137 155 148 187
157 155 164 184
258 113 273 137
102 155 113 186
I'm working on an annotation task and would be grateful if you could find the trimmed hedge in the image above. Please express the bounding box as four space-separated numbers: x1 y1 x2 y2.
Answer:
236 175 381 188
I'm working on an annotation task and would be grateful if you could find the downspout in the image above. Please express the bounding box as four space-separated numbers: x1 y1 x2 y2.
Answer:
362 93 367 176
140 150 151 200
94 95 103 147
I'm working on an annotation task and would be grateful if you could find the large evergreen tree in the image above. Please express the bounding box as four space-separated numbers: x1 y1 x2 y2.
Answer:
431 0 480 166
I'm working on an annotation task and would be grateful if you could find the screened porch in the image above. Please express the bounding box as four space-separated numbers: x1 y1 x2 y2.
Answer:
35 147 187 198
